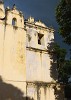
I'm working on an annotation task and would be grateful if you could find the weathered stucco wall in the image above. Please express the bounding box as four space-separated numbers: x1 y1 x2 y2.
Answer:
26 49 53 82
26 83 56 100
3 25 26 81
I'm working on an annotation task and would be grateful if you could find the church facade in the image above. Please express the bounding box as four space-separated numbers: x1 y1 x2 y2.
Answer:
0 1 64 100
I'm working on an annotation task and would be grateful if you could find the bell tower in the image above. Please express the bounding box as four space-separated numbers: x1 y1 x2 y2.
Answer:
0 0 5 19
2 4 26 95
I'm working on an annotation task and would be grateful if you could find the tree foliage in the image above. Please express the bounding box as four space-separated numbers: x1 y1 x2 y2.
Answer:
56 0 71 45
53 43 71 83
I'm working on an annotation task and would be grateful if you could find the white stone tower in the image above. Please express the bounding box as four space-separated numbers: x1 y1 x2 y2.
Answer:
0 3 26 95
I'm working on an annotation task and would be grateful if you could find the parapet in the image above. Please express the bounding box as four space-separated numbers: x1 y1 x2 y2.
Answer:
5 4 24 28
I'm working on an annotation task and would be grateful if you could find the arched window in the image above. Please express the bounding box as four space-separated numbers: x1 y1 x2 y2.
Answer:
12 18 17 26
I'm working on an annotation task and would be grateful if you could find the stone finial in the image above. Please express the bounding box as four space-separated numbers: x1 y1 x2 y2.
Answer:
28 16 34 23
6 6 10 10
38 20 41 23
5 6 10 12
19 11 23 16
12 4 16 10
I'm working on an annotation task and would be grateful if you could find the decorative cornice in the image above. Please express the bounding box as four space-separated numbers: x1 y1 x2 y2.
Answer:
25 21 55 32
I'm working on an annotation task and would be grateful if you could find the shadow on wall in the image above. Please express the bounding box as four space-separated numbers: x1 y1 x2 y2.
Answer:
47 39 58 81
0 76 34 100
47 39 64 100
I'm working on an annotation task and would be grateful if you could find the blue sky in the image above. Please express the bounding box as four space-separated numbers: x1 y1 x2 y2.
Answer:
4 0 59 28
4 0 70 57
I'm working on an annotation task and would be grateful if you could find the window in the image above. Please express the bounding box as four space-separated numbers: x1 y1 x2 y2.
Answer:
12 18 17 26
38 33 44 45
